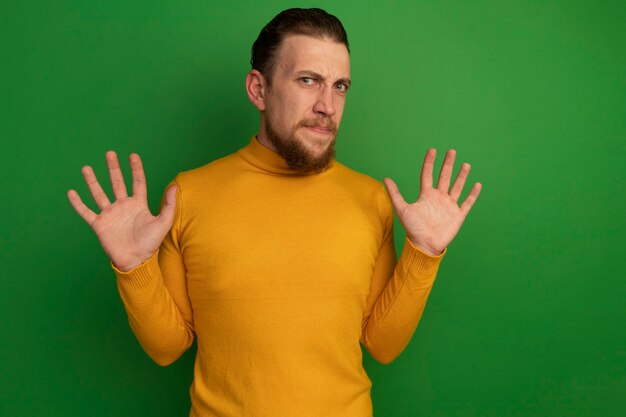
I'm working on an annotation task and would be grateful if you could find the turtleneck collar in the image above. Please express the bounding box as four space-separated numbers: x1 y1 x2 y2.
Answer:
237 135 335 176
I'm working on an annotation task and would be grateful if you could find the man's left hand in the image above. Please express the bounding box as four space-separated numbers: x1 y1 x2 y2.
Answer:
384 148 482 256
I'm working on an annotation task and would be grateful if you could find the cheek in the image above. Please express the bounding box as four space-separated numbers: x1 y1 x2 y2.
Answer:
334 97 346 119
296 92 321 117
269 102 298 134
285 98 308 126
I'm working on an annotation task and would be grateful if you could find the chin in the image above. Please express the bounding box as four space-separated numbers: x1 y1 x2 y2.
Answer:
299 132 336 150
265 122 337 173
306 139 331 154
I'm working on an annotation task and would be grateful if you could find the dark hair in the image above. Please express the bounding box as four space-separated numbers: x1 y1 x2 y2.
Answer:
251 8 350 84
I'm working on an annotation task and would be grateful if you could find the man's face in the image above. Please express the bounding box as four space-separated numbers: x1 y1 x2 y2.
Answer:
261 34 351 173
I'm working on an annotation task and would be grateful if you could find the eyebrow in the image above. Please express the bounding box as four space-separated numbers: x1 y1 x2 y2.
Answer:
295 70 352 88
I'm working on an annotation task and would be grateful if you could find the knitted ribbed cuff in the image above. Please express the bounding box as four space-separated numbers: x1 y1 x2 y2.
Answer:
397 237 446 290
112 250 161 290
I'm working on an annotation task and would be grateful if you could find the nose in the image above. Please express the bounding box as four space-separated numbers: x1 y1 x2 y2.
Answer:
312 85 336 117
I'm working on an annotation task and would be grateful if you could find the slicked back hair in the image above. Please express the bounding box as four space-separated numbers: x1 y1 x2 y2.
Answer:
251 8 350 85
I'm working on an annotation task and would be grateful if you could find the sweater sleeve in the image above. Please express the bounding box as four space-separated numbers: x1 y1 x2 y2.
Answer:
360 184 446 364
113 181 195 366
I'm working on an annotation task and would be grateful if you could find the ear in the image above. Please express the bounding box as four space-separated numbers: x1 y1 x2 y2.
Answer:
246 69 267 111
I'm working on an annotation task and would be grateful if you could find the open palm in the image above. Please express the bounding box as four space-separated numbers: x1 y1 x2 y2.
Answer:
67 151 177 272
384 149 482 256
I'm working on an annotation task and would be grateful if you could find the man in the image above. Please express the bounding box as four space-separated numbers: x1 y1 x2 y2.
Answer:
68 8 481 417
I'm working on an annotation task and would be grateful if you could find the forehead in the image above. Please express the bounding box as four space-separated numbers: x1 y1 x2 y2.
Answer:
274 34 350 78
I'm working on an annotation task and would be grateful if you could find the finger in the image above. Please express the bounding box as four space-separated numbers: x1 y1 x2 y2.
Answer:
437 149 456 192
156 184 178 229
129 153 147 198
81 165 111 210
449 162 471 202
383 178 408 213
106 150 128 199
460 182 483 217
420 148 436 191
67 189 98 226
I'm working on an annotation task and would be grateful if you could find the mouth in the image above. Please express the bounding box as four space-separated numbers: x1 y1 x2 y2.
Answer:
302 122 336 136
305 126 333 134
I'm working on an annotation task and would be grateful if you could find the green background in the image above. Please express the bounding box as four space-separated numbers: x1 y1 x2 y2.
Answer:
2 1 624 416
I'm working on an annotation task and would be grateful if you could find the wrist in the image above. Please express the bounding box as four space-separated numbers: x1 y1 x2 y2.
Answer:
406 236 444 257
111 252 154 272
113 260 142 273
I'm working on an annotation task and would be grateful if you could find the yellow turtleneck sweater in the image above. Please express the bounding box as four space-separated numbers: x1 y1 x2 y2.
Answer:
114 135 446 417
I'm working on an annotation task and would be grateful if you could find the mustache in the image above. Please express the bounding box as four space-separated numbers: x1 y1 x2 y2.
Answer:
298 118 337 132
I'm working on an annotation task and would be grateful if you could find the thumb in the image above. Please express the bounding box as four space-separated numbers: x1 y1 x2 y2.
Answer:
157 184 178 229
383 177 408 213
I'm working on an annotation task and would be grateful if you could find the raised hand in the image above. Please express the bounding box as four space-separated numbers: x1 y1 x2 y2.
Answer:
384 149 482 256
67 151 177 272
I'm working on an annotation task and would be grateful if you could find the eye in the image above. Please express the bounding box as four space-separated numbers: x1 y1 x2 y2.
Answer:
334 82 348 92
300 77 315 86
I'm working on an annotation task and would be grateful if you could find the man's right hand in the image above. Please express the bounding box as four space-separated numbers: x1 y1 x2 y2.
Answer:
67 151 177 272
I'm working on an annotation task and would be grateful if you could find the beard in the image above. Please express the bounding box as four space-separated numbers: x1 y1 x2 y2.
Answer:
265 116 337 174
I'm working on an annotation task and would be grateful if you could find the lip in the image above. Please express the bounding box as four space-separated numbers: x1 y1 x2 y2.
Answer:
304 126 333 135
